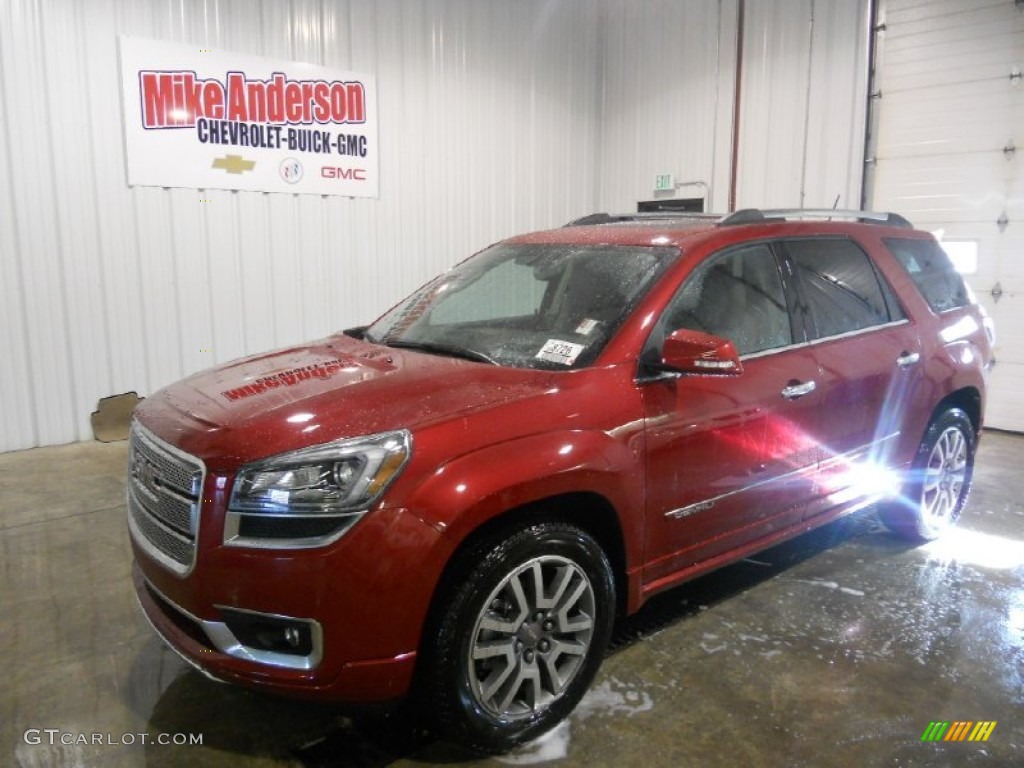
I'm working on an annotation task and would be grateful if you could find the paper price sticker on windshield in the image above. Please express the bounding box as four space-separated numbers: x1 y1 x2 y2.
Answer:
536 339 585 366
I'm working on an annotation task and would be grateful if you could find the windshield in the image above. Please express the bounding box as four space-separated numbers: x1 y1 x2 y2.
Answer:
366 243 677 369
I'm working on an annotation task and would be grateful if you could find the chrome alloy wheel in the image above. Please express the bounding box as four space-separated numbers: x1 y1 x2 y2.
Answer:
467 555 596 720
921 425 968 527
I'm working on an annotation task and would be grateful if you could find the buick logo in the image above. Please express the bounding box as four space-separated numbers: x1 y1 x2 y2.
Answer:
279 157 303 184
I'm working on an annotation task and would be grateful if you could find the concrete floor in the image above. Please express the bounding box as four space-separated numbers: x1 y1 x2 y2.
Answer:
2 432 1022 768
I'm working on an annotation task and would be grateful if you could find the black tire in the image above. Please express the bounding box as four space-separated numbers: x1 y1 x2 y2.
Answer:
880 407 976 542
422 521 615 753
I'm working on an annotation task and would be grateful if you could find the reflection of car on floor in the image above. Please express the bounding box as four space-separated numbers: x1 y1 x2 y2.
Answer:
127 208 994 752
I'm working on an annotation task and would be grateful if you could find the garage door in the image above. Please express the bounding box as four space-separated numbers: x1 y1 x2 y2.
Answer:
867 0 1024 431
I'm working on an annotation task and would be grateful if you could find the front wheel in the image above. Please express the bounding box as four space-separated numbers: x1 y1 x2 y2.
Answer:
881 407 976 541
423 521 615 753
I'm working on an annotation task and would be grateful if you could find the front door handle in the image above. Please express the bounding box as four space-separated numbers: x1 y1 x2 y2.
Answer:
896 351 920 369
781 380 816 400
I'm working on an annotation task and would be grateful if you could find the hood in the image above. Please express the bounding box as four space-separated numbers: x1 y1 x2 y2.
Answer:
138 334 556 467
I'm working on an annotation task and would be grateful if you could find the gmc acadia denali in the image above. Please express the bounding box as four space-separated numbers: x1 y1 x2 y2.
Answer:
128 209 994 751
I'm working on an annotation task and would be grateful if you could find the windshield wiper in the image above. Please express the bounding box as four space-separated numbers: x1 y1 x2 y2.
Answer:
384 340 499 365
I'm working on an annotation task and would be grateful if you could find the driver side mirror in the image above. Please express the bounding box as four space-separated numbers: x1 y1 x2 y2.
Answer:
659 329 743 376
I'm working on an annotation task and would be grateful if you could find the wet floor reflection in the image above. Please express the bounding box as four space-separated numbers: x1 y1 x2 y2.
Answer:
4 434 1024 767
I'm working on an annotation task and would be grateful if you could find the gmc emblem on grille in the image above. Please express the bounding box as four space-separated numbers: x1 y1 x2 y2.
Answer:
132 453 160 491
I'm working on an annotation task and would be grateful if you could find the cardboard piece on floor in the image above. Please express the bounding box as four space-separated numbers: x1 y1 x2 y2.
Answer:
91 392 143 442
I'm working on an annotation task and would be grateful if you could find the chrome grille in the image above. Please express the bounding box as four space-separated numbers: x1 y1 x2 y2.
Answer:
129 491 194 566
131 477 193 535
130 424 202 496
127 421 205 575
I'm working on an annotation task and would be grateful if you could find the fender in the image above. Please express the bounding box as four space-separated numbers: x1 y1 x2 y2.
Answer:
938 343 986 399
403 428 645 567
925 311 988 424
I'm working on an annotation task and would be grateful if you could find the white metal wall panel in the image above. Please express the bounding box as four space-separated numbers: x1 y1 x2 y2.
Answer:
736 0 814 207
800 0 873 209
598 0 869 214
598 0 738 213
1 0 79 448
870 0 1024 431
737 0 871 209
0 0 602 452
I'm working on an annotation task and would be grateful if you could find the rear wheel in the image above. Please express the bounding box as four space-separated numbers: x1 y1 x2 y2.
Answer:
423 521 615 753
881 407 976 541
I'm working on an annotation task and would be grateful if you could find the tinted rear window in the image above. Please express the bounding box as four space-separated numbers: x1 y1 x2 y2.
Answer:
883 237 970 313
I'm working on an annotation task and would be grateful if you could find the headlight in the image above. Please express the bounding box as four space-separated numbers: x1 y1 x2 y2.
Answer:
225 430 411 548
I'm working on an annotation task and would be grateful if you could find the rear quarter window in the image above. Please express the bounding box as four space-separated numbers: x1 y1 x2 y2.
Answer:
883 237 970 313
785 238 900 340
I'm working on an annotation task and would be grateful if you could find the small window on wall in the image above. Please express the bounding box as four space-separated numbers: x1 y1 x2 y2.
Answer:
884 238 971 314
785 238 897 340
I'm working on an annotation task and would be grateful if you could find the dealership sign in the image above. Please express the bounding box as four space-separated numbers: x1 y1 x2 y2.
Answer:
119 37 378 197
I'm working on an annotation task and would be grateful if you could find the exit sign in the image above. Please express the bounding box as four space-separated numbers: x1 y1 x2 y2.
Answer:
654 173 674 192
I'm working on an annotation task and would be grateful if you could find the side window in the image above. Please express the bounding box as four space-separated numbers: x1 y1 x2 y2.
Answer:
663 244 792 356
786 238 894 339
883 237 970 313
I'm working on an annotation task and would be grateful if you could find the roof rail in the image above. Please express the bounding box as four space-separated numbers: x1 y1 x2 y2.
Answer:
566 209 915 229
565 212 721 227
720 208 913 228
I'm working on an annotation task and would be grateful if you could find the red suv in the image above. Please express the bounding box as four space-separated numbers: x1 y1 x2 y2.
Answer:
128 209 993 751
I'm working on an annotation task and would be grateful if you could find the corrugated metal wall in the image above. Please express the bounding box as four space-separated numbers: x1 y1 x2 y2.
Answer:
599 0 870 213
598 0 738 212
0 0 602 452
737 0 871 209
1 0 874 452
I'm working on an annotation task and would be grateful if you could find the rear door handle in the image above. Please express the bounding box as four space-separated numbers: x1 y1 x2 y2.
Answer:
896 351 920 369
781 380 816 400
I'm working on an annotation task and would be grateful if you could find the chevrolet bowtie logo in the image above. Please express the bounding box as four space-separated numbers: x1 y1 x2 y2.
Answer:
211 155 255 174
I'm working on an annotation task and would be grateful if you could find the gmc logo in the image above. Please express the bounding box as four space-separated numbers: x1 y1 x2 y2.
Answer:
321 166 367 181
131 452 160 492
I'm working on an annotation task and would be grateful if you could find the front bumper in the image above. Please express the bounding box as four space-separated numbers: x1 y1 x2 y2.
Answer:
132 564 417 701
130 502 449 703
